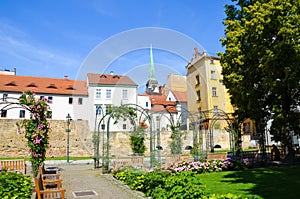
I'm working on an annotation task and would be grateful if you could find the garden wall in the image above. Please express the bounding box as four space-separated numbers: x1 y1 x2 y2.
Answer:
0 119 251 158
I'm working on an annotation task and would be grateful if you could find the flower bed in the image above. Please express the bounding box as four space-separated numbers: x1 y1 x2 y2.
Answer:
113 158 250 199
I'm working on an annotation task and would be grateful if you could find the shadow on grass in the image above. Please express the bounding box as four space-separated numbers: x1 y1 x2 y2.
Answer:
222 164 300 199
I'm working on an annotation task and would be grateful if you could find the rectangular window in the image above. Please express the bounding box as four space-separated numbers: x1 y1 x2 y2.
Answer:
1 110 7 118
68 97 73 104
211 71 216 79
19 110 25 118
146 101 149 107
40 96 45 100
96 89 101 99
123 124 126 130
106 89 111 99
105 104 111 114
48 96 53 104
195 75 200 85
47 111 52 119
212 87 217 97
213 106 218 115
122 89 128 99
196 90 201 101
3 93 8 101
78 98 83 105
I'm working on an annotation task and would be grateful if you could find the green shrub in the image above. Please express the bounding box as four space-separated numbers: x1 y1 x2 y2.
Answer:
143 170 170 196
0 170 33 198
150 171 206 199
114 168 145 190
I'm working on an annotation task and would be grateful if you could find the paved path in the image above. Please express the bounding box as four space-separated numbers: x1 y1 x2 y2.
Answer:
45 160 145 199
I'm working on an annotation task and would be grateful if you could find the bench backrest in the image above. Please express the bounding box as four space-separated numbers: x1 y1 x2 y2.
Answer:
0 159 26 174
206 152 228 161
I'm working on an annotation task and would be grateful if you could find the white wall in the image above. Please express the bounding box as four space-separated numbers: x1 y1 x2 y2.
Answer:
88 85 137 132
0 92 88 121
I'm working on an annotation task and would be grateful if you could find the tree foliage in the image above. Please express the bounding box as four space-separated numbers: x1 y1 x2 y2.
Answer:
219 0 300 151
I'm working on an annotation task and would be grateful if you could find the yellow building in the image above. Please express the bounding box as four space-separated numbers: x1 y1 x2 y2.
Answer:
186 48 233 116
186 48 236 151
186 48 257 151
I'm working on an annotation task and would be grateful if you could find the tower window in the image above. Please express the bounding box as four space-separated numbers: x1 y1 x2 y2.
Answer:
212 87 217 97
211 71 216 79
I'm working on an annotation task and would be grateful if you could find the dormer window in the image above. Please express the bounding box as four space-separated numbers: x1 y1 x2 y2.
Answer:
27 83 37 87
100 74 107 78
113 75 120 79
5 81 17 86
66 86 75 90
47 84 57 89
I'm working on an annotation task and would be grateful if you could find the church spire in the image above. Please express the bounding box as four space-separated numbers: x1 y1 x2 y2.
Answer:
145 44 159 94
149 44 156 80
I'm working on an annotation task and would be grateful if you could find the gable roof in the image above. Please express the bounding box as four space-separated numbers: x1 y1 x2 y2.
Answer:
171 90 187 102
0 75 88 96
87 73 137 86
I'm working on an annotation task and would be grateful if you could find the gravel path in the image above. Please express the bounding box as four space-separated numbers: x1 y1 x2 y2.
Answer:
45 161 145 199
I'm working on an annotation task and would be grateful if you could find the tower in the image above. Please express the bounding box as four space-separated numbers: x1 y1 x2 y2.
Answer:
146 44 159 94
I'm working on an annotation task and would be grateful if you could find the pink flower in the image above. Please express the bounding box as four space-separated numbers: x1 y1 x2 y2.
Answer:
33 138 42 144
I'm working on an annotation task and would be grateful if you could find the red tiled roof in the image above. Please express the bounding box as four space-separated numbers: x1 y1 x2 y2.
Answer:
0 75 88 96
171 90 187 102
87 73 137 86
139 93 177 113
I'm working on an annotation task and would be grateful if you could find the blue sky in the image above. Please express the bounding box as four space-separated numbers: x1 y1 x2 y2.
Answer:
0 0 232 93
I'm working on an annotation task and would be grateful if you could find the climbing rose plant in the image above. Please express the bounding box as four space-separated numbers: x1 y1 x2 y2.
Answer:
17 91 51 176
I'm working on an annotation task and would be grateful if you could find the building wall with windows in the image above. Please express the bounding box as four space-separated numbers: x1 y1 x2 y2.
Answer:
87 73 138 132
186 49 234 130
0 74 88 121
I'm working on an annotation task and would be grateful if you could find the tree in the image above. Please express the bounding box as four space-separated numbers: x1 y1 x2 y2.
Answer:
219 0 300 159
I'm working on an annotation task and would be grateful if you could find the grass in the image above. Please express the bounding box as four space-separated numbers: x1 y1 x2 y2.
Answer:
200 164 300 199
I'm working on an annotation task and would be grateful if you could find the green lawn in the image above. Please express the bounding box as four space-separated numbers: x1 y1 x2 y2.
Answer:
200 164 300 199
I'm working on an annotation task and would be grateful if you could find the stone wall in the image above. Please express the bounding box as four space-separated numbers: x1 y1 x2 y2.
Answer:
0 119 92 158
0 119 251 158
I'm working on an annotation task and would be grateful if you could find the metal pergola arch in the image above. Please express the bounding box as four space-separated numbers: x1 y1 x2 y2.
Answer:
94 103 154 173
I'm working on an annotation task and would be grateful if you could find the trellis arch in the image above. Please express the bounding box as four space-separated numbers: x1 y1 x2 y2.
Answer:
200 109 236 153
95 104 154 173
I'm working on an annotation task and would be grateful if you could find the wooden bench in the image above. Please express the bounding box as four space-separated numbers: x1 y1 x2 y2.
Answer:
206 152 228 161
34 173 66 199
112 156 144 170
163 154 191 167
0 159 26 174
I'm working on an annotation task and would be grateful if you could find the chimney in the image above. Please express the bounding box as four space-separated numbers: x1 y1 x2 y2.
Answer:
64 75 68 80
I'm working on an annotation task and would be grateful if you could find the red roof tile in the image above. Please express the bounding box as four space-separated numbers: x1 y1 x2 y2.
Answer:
0 75 87 96
171 90 187 102
139 93 177 112
87 73 137 86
